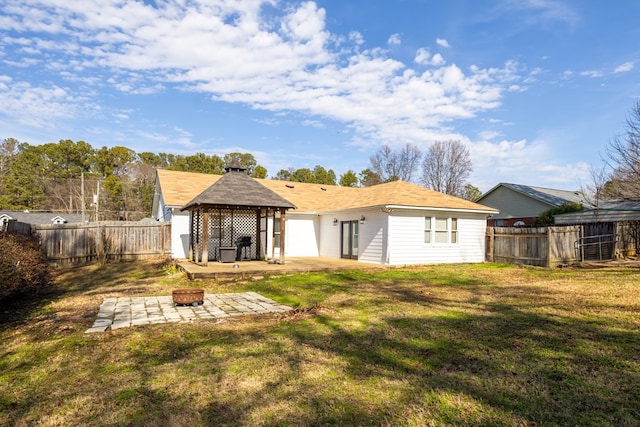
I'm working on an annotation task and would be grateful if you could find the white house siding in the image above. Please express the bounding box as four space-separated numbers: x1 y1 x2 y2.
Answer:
318 215 341 258
170 209 191 259
284 214 320 257
155 195 190 260
154 192 168 222
316 211 388 263
387 210 487 265
358 211 388 264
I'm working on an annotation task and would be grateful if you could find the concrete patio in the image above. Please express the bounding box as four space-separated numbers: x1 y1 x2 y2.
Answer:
177 256 388 280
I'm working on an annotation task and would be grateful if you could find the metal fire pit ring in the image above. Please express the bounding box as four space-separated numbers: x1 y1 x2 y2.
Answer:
172 288 205 307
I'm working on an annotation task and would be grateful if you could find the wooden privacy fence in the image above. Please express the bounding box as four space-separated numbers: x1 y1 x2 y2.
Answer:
33 221 171 264
3 219 32 235
616 221 640 257
486 226 581 267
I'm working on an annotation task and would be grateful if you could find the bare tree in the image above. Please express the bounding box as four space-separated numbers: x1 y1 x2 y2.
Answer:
421 140 472 197
580 164 608 206
605 99 640 197
579 164 610 222
369 144 422 182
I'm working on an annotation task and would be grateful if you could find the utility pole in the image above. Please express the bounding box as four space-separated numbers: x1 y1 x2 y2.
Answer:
81 172 85 222
94 180 100 221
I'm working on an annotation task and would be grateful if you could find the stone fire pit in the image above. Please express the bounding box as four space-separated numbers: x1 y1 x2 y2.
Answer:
172 288 204 306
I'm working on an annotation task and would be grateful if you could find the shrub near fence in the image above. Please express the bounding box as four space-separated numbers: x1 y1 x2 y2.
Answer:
486 226 581 267
33 221 171 264
0 232 52 301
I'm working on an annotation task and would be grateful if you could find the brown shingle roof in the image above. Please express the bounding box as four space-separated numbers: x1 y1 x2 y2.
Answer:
156 169 497 213
182 168 295 210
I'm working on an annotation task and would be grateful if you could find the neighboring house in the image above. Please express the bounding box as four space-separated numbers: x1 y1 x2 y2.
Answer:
477 183 585 226
0 211 84 228
554 198 640 224
152 168 498 266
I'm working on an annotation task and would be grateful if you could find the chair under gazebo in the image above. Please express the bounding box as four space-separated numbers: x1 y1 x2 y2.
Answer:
181 161 296 266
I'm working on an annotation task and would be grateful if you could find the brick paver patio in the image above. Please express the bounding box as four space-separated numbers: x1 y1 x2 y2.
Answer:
85 292 292 333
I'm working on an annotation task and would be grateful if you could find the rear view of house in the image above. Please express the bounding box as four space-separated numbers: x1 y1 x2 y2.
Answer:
152 168 497 266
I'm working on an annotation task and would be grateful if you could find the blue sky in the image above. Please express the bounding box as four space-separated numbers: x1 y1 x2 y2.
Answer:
1 0 638 192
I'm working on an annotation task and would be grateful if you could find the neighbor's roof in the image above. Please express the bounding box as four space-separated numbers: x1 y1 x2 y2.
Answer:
554 198 640 223
156 169 497 213
479 183 586 207
595 198 640 211
0 211 84 224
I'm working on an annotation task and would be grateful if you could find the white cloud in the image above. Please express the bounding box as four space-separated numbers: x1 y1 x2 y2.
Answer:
436 38 450 48
301 119 325 128
478 130 502 140
468 137 589 191
523 67 545 84
388 33 401 45
614 61 634 73
431 53 445 66
580 70 603 78
134 127 198 150
3 57 39 67
502 0 580 27
572 62 633 79
0 78 95 128
253 117 281 126
349 31 364 46
415 48 446 66
414 48 431 65
0 0 522 153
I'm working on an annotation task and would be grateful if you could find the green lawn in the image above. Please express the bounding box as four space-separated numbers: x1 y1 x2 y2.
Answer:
1 261 639 426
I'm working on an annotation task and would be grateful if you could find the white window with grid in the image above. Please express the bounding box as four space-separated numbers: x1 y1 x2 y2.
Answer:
425 216 458 244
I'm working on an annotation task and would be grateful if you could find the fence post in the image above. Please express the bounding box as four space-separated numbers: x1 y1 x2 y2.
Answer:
486 227 494 262
580 225 585 263
546 227 552 268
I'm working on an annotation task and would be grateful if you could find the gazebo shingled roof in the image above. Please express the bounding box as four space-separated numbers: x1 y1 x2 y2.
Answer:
181 161 296 211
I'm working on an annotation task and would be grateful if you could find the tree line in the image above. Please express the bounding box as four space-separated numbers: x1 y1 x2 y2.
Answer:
2 98 636 220
0 138 480 220
0 142 274 220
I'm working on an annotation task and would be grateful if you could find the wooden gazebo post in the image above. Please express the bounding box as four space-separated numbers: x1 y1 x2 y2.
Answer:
279 208 286 264
271 209 276 260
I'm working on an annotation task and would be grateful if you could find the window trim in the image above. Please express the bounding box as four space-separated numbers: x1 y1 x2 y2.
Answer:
424 216 459 245
424 217 432 243
451 218 458 244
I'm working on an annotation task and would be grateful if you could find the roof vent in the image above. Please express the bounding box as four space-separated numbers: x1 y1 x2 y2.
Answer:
224 159 247 173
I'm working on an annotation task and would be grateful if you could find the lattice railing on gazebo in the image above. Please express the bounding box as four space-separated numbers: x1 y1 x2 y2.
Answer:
190 208 260 262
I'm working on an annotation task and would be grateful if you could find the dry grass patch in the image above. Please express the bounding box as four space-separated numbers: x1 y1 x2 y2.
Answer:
1 260 639 426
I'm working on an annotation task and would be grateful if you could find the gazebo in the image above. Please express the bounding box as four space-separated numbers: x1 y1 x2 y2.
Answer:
181 161 296 265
